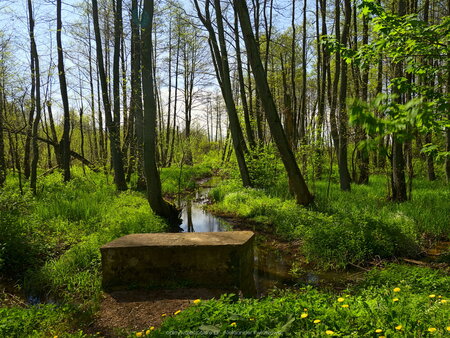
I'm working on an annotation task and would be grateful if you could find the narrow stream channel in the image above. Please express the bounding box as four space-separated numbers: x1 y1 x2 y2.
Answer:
178 183 363 296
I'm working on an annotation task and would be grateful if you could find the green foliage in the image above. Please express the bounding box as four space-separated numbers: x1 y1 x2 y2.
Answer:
0 305 72 337
1 168 170 335
245 145 284 190
160 164 213 195
209 174 450 268
152 266 450 337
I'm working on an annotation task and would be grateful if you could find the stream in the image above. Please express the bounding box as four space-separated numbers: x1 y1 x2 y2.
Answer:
177 183 363 297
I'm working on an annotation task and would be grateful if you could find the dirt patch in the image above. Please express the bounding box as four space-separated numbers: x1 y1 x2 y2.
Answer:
0 278 27 308
92 288 231 337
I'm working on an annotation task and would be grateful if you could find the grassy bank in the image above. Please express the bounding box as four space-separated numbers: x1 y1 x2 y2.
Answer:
208 175 449 269
0 165 212 336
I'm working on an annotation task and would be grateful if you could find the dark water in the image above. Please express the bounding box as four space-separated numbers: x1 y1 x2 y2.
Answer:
178 185 361 296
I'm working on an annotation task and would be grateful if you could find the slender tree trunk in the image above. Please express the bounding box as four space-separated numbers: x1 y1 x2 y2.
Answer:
87 9 98 162
356 13 370 184
337 0 352 191
0 83 5 187
28 0 42 195
56 0 71 182
298 0 307 146
391 0 407 202
194 0 252 187
234 10 255 149
235 0 313 205
92 0 127 190
141 0 180 227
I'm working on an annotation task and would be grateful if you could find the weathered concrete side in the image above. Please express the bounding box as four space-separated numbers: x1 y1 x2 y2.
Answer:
100 231 256 296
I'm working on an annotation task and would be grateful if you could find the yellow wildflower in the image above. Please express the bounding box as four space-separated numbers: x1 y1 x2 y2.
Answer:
393 287 401 292
375 329 383 333
174 310 181 315
304 308 308 311
440 299 447 304
150 327 155 331
301 313 308 318
395 325 402 331
193 299 201 304
337 297 345 302
249 318 255 321
341 304 349 308
428 328 437 333
379 336 386 338
393 298 399 302
314 319 321 324
145 330 151 335
325 330 334 335
447 327 450 331
429 294 436 298
438 295 442 298
136 332 143 337
230 322 237 327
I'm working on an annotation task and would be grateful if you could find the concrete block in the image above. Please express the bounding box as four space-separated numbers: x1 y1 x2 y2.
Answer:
100 231 256 297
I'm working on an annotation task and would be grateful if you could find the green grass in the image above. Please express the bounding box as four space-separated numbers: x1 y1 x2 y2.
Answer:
146 265 450 337
209 175 449 268
0 167 173 336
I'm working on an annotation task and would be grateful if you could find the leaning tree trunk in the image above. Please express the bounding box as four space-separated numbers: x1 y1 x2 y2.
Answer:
235 0 313 205
193 0 252 187
92 0 127 191
141 0 181 227
56 0 71 182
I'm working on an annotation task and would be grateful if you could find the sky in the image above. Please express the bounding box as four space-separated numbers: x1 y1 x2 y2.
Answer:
0 0 320 138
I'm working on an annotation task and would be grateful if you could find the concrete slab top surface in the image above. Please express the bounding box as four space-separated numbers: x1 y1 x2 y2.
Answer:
101 231 254 249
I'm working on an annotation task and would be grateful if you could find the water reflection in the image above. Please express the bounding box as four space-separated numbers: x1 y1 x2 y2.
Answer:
180 198 228 233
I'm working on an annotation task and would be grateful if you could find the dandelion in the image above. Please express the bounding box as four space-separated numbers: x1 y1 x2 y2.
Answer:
375 329 383 333
161 313 166 317
249 318 255 321
174 310 181 315
136 332 143 337
429 294 436 298
379 336 386 338
325 330 334 335
438 295 442 298
395 325 402 331
301 313 308 318
314 319 321 324
393 287 401 292
193 299 201 304
341 304 349 308
304 308 308 311
447 327 450 332
230 322 237 327
337 297 345 302
145 330 151 335
393 298 399 302
440 299 447 304
428 328 437 333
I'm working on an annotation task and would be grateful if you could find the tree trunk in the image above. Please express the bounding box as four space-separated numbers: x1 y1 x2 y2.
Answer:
141 0 181 228
92 0 127 191
0 81 5 187
56 0 71 182
194 0 252 187
390 0 407 202
234 10 255 149
337 0 352 191
28 0 42 195
235 0 313 205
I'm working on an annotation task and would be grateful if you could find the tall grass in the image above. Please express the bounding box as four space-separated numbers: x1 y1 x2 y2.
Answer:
209 174 448 268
